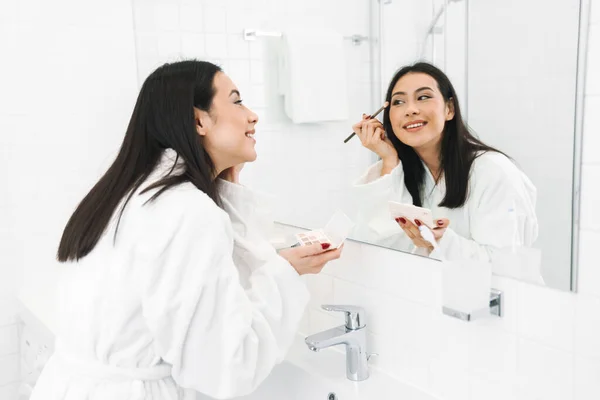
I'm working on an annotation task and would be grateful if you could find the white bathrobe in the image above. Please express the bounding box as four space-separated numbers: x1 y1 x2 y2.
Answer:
30 149 309 400
350 151 539 261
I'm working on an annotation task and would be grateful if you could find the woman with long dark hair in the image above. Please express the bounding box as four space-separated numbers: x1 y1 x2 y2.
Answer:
31 60 342 400
351 62 537 259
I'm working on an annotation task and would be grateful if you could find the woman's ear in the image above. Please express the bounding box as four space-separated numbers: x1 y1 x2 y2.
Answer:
194 107 210 137
445 98 455 121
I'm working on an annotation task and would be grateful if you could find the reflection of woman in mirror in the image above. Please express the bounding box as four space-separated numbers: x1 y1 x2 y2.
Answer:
31 61 342 399
351 62 538 260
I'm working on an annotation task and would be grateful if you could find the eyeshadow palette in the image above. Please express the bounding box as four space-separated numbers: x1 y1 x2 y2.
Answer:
296 230 330 246
294 210 355 250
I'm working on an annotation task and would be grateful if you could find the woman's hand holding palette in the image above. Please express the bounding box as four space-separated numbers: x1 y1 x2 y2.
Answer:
293 210 354 250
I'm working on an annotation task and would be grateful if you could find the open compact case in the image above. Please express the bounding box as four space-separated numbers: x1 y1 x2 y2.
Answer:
294 210 355 249
388 200 434 228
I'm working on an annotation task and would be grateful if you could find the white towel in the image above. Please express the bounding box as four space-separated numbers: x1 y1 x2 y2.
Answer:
279 28 349 124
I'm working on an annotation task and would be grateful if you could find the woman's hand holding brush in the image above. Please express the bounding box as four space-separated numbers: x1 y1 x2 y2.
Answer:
350 102 399 172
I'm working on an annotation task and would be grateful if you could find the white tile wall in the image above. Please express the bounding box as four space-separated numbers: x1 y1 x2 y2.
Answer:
574 356 600 399
587 24 600 95
0 298 19 393
593 0 600 24
582 95 600 165
516 282 576 353
467 327 518 392
1 0 139 394
574 294 600 360
0 296 19 328
427 315 471 400
577 231 600 297
0 325 19 358
469 377 519 400
516 339 574 400
0 382 19 400
0 354 19 387
580 165 600 233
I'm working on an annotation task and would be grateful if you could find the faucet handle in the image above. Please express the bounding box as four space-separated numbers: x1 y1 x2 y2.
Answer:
321 304 366 330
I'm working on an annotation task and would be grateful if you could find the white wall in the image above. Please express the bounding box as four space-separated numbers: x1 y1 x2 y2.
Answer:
131 0 374 231
382 0 466 111
0 0 139 397
467 0 581 290
379 0 434 96
299 1 600 398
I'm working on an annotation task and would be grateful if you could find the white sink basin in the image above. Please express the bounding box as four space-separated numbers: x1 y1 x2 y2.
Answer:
198 335 439 400
233 362 339 400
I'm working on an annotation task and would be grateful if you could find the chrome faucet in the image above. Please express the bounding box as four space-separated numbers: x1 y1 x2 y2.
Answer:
305 305 372 381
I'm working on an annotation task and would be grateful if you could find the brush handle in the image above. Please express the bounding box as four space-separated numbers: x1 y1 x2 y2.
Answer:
343 131 358 143
343 104 387 144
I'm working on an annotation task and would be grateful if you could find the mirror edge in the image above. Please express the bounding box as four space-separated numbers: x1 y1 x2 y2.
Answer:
571 0 592 292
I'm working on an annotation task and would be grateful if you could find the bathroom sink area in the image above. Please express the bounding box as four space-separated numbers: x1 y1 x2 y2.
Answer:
229 362 342 400
198 335 440 400
19 288 438 400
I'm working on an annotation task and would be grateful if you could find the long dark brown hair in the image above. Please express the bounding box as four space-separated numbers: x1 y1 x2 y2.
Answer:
383 62 504 208
57 60 222 262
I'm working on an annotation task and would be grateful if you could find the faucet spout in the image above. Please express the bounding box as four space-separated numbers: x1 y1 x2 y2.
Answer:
305 325 370 381
305 326 349 351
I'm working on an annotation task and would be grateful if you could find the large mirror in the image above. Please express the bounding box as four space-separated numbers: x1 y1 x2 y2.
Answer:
130 0 585 291
231 0 584 292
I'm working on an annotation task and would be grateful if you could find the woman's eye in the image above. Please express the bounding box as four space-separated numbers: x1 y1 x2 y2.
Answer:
418 95 431 101
392 99 404 105
235 99 244 105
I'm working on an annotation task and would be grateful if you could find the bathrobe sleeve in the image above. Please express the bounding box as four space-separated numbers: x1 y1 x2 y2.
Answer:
216 179 280 286
431 153 539 261
347 160 414 248
217 178 276 242
134 185 310 399
354 159 404 193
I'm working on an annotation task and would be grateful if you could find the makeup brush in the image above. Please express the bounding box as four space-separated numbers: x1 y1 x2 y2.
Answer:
343 101 390 143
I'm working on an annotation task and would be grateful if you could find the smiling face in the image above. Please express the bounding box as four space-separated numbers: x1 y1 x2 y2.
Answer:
388 72 455 151
195 72 259 175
